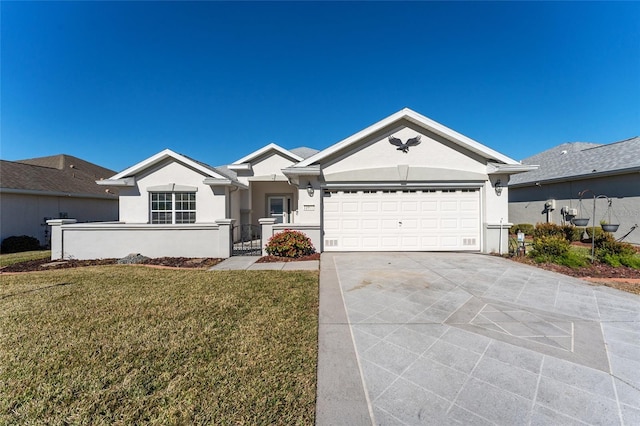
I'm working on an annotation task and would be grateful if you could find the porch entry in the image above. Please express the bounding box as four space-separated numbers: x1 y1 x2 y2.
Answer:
232 224 262 256
268 196 291 224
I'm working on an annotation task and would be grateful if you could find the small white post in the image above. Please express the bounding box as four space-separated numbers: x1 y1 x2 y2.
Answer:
46 219 77 260
258 218 277 256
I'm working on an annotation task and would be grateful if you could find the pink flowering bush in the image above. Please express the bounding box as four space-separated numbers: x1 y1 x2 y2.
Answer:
265 230 316 258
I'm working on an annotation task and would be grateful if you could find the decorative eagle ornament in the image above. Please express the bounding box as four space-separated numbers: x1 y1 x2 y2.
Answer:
388 135 421 153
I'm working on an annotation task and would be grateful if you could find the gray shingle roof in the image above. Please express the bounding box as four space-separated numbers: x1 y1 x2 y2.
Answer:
290 146 319 159
1 154 119 198
509 137 640 186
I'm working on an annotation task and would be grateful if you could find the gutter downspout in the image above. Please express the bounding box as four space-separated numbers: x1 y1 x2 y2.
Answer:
499 217 503 254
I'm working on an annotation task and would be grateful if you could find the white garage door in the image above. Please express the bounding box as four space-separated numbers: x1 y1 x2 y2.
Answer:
323 189 480 251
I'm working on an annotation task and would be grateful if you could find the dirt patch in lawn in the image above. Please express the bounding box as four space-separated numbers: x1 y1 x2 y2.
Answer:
1 257 223 273
509 256 640 295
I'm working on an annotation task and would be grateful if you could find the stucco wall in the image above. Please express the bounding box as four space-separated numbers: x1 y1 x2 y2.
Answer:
49 221 233 259
509 174 640 245
321 123 487 178
118 159 226 223
0 192 118 245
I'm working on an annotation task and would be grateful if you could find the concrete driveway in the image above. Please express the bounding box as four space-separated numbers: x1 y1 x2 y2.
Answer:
316 252 640 425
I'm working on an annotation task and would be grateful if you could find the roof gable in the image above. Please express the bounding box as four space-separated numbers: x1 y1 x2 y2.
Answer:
296 108 519 167
231 143 303 165
109 149 228 181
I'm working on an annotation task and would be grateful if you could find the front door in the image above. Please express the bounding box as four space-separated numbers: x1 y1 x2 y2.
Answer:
268 196 290 224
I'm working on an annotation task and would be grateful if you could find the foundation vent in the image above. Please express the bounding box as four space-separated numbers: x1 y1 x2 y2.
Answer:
463 238 477 246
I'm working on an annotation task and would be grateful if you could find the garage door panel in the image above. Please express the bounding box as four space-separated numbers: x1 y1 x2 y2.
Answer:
440 218 458 229
324 202 339 212
421 201 438 211
460 200 477 211
324 219 339 230
440 236 459 247
362 237 380 248
342 220 359 230
342 202 359 212
381 219 398 230
401 201 418 212
401 219 419 230
362 202 379 212
421 218 438 229
381 236 400 248
461 218 478 229
381 202 399 212
323 189 480 251
441 201 458 211
362 219 379 229
342 237 360 248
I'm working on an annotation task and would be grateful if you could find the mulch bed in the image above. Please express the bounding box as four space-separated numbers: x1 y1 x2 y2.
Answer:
1 257 223 273
508 255 640 295
510 256 640 279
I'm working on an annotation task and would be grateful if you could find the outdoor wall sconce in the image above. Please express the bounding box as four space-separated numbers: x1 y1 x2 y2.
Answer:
306 182 314 197
494 179 503 196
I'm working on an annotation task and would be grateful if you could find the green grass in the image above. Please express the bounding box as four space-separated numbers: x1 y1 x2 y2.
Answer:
0 266 318 425
0 250 51 267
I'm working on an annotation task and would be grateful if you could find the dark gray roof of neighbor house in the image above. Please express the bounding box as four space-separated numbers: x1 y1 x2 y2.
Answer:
290 146 319 159
0 154 119 198
509 137 640 186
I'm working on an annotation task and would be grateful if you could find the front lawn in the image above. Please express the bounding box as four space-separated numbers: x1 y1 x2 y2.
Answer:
0 249 51 267
0 266 318 424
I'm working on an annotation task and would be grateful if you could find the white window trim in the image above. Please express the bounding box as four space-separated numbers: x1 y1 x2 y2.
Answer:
150 191 196 224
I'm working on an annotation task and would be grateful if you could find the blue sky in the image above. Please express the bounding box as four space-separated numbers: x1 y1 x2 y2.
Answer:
2 1 639 172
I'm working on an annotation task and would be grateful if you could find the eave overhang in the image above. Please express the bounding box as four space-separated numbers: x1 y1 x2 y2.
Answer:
202 177 248 189
282 165 322 177
227 163 252 171
96 177 136 186
487 162 539 175
508 166 640 188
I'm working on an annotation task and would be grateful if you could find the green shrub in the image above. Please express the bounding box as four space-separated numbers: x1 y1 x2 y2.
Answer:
619 254 640 269
579 226 604 241
510 223 534 236
265 230 316 258
529 235 589 268
594 233 639 268
533 223 565 239
556 250 590 268
1 235 41 254
530 235 570 263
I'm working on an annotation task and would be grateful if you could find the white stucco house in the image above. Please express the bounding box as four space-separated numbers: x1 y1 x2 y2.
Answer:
49 108 536 259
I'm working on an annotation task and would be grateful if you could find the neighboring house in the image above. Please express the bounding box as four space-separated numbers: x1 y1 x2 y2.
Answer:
0 154 119 246
49 108 536 259
508 137 640 245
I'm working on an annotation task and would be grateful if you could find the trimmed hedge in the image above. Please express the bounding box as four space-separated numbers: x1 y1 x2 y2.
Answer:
510 223 534 236
1 235 41 254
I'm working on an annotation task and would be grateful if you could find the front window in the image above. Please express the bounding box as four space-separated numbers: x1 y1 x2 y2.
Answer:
150 192 196 224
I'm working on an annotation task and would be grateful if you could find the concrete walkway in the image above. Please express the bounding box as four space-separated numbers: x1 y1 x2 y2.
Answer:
208 256 319 271
316 252 640 425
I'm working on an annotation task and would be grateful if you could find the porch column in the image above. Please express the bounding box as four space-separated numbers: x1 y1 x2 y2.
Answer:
215 219 235 258
258 217 277 256
47 219 77 260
